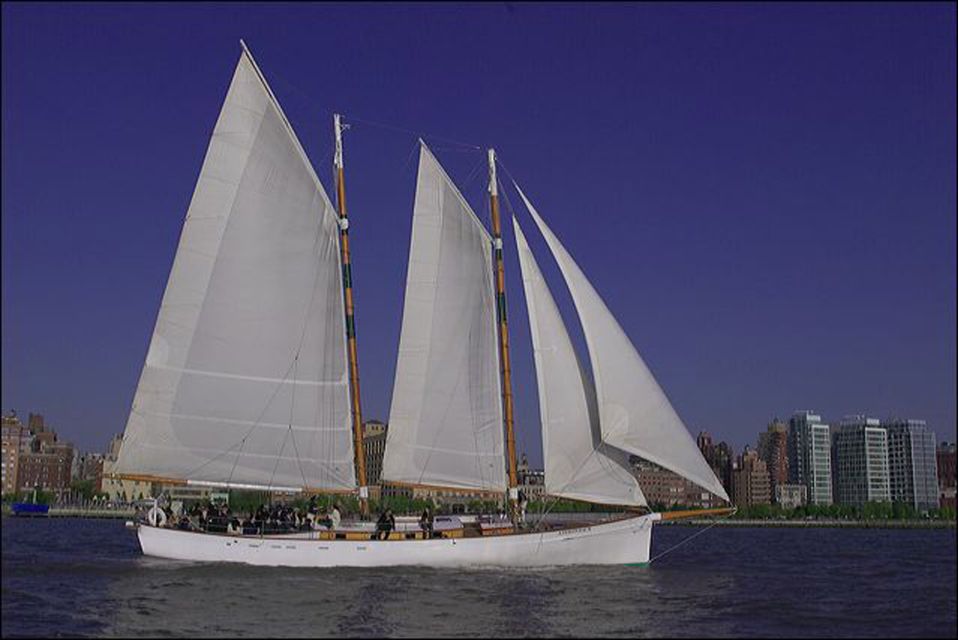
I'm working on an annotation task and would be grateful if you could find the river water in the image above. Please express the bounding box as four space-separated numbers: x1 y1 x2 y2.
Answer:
2 517 955 637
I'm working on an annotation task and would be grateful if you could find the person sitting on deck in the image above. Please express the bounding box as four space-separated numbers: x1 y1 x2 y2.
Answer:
328 503 342 531
226 517 242 535
375 509 395 540
419 508 434 538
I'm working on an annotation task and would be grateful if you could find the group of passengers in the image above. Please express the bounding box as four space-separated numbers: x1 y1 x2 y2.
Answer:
152 498 343 535
152 498 445 541
374 507 436 540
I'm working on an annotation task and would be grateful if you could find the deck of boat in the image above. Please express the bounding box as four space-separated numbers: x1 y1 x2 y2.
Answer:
147 512 642 542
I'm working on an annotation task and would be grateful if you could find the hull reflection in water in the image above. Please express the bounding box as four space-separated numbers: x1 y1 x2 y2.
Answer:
136 513 658 567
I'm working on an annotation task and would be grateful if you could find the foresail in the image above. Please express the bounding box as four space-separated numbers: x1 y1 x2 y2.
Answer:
114 48 355 491
516 185 729 502
382 143 506 492
513 217 645 506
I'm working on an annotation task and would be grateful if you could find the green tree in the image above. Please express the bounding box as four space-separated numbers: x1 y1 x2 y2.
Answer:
70 479 96 501
19 488 54 505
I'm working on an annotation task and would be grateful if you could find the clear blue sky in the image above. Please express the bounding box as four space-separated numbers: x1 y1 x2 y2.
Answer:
2 3 955 464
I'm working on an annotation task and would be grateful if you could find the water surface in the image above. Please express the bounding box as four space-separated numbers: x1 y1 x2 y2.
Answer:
2 517 955 637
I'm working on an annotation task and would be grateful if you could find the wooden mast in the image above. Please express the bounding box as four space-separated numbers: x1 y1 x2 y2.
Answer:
334 113 369 517
488 149 520 522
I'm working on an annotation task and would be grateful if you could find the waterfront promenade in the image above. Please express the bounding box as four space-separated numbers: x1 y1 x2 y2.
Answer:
532 512 956 529
659 517 955 528
1 505 135 519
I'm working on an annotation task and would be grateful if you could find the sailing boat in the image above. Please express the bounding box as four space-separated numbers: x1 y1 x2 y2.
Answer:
111 43 731 567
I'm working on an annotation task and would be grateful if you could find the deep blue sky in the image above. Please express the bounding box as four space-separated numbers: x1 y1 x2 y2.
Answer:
3 3 955 463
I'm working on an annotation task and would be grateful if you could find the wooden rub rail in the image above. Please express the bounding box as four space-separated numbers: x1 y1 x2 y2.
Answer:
656 507 736 521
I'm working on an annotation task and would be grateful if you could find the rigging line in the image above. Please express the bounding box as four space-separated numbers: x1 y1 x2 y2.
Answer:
648 511 735 564
265 352 298 493
285 352 312 492
187 210 328 483
462 153 488 191
247 61 483 152
493 154 521 191
287 422 311 493
346 114 482 151
266 423 293 493
183 350 299 481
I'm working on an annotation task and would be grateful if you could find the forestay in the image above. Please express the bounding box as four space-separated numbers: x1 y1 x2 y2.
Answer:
114 48 355 491
513 217 645 506
515 185 729 502
383 143 506 492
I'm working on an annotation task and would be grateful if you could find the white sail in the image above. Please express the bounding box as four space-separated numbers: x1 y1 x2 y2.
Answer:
513 217 645 506
114 47 355 492
515 185 729 502
382 143 506 492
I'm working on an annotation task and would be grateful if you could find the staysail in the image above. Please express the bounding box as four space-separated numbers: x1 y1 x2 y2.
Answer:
382 143 506 492
114 46 355 492
515 185 729 502
513 217 645 506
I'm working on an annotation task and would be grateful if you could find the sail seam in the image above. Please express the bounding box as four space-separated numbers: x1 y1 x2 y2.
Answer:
146 363 347 386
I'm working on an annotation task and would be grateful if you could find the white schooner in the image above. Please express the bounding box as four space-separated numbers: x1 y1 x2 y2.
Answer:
112 43 731 567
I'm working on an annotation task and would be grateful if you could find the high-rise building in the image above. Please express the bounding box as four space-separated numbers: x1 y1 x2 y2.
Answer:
77 453 106 493
757 419 789 500
362 420 388 489
632 458 716 508
788 410 832 505
1 412 25 495
696 431 734 498
885 419 939 512
634 458 691 508
27 413 45 431
6 412 74 497
732 447 771 507
937 442 956 511
832 416 890 507
517 453 546 501
18 440 74 496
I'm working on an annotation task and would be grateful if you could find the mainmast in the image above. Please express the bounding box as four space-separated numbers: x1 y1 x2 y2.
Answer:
334 113 369 517
488 149 520 521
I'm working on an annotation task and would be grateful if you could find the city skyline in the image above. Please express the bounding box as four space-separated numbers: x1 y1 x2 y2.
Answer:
1 406 953 473
3 4 956 461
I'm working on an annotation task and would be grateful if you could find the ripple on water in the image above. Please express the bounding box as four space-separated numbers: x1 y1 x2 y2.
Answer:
1 519 955 638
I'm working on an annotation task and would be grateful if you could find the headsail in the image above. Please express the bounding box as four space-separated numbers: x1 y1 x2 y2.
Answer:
382 143 506 492
114 47 355 492
513 217 645 506
515 185 729 502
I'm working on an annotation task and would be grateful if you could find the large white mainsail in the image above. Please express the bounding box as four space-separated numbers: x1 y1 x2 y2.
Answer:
382 143 506 492
513 217 645 506
114 46 355 492
515 185 729 502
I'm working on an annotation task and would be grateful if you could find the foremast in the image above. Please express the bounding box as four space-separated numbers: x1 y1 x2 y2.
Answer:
334 113 369 517
488 149 520 521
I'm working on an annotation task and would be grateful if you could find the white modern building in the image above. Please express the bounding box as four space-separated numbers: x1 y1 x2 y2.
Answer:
788 411 832 505
832 416 890 507
885 419 939 512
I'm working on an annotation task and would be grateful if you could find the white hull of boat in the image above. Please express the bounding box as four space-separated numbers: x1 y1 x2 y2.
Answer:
136 513 660 567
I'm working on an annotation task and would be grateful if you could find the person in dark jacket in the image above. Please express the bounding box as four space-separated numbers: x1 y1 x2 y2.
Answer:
375 509 396 540
419 508 434 538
